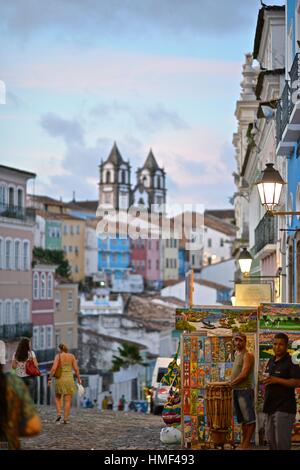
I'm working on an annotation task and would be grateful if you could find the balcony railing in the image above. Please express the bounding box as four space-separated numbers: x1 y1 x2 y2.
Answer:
0 323 33 341
289 52 300 115
0 204 36 223
254 213 277 255
277 54 300 146
35 348 56 363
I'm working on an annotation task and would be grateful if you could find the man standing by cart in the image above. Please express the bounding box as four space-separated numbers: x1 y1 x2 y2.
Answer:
262 333 300 450
229 332 256 450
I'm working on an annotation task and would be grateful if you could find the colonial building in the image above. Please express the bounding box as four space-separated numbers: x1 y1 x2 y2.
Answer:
0 165 36 366
276 0 300 302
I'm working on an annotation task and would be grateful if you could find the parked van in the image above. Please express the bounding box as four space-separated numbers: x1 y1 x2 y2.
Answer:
151 357 173 414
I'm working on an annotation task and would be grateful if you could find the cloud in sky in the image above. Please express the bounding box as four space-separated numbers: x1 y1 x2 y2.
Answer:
90 101 188 134
0 0 270 39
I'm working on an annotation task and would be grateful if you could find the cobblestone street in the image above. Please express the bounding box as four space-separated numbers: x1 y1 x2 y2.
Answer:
21 406 181 450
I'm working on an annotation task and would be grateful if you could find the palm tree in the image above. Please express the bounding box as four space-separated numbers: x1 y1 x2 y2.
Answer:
111 343 146 372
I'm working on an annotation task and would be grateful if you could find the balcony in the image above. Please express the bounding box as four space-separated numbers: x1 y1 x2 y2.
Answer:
0 323 33 341
35 348 56 363
277 53 300 156
254 213 277 258
0 204 36 223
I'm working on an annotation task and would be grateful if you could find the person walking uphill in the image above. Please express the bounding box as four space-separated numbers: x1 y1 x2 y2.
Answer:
48 343 82 424
0 341 41 449
12 337 39 400
262 333 300 450
229 332 256 450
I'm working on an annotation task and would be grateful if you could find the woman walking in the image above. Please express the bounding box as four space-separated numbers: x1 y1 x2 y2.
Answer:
0 341 41 449
12 337 38 400
48 343 81 424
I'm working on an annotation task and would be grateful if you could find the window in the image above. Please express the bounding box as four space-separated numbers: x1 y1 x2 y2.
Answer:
13 300 21 324
0 301 3 325
64 225 68 235
148 240 151 249
41 273 46 299
112 254 117 263
5 301 12 324
23 240 29 270
63 246 67 253
76 225 80 234
121 170 126 184
156 241 159 251
55 291 61 311
0 237 3 269
106 171 111 183
70 225 74 235
208 256 212 265
174 259 177 269
122 254 127 263
22 300 30 323
55 330 60 349
220 238 224 247
33 327 39 350
102 253 107 263
69 246 73 253
156 260 159 270
166 259 169 268
47 273 53 299
39 326 45 349
67 329 73 349
148 259 151 269
68 291 73 310
5 239 12 269
208 238 212 248
14 240 20 270
166 240 169 248
8 187 14 207
17 188 23 208
0 184 7 207
46 326 52 349
75 265 79 273
75 246 79 254
33 272 39 299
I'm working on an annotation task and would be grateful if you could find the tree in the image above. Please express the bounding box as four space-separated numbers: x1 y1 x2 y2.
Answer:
32 247 71 278
111 343 146 372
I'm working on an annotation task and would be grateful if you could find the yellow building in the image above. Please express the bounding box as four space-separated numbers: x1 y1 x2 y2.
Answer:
61 216 86 283
54 277 78 353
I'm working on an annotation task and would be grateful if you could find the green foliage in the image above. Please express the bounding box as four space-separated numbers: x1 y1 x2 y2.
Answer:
176 319 197 331
33 247 71 278
111 343 146 372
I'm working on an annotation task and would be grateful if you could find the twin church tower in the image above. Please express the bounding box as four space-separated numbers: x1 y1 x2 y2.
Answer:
98 142 166 212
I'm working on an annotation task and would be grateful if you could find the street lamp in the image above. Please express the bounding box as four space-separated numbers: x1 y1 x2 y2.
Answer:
238 248 253 276
256 163 300 215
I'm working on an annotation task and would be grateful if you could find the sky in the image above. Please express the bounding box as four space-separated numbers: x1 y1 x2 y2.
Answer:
0 0 285 210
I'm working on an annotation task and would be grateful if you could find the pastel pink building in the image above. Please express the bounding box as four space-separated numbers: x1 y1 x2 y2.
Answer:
0 165 36 367
131 238 161 289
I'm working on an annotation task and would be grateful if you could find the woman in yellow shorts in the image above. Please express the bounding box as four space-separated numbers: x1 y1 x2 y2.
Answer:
48 343 81 424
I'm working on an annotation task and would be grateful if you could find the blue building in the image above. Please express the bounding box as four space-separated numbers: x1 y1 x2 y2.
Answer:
276 0 300 302
98 235 130 279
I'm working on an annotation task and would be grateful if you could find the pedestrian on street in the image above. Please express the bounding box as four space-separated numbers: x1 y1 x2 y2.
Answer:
12 337 39 400
118 395 126 411
229 332 256 450
48 343 82 425
107 391 114 410
0 340 41 449
102 395 108 410
262 333 300 450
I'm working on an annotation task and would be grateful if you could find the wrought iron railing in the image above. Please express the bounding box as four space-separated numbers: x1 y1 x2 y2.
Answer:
254 213 277 254
35 348 56 363
0 323 33 340
0 204 36 222
289 52 300 114
276 102 282 144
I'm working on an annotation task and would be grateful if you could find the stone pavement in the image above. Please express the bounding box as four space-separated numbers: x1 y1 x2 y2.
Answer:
21 406 181 450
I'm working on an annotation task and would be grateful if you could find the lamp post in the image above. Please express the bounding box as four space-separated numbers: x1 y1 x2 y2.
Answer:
238 247 253 277
256 163 300 215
